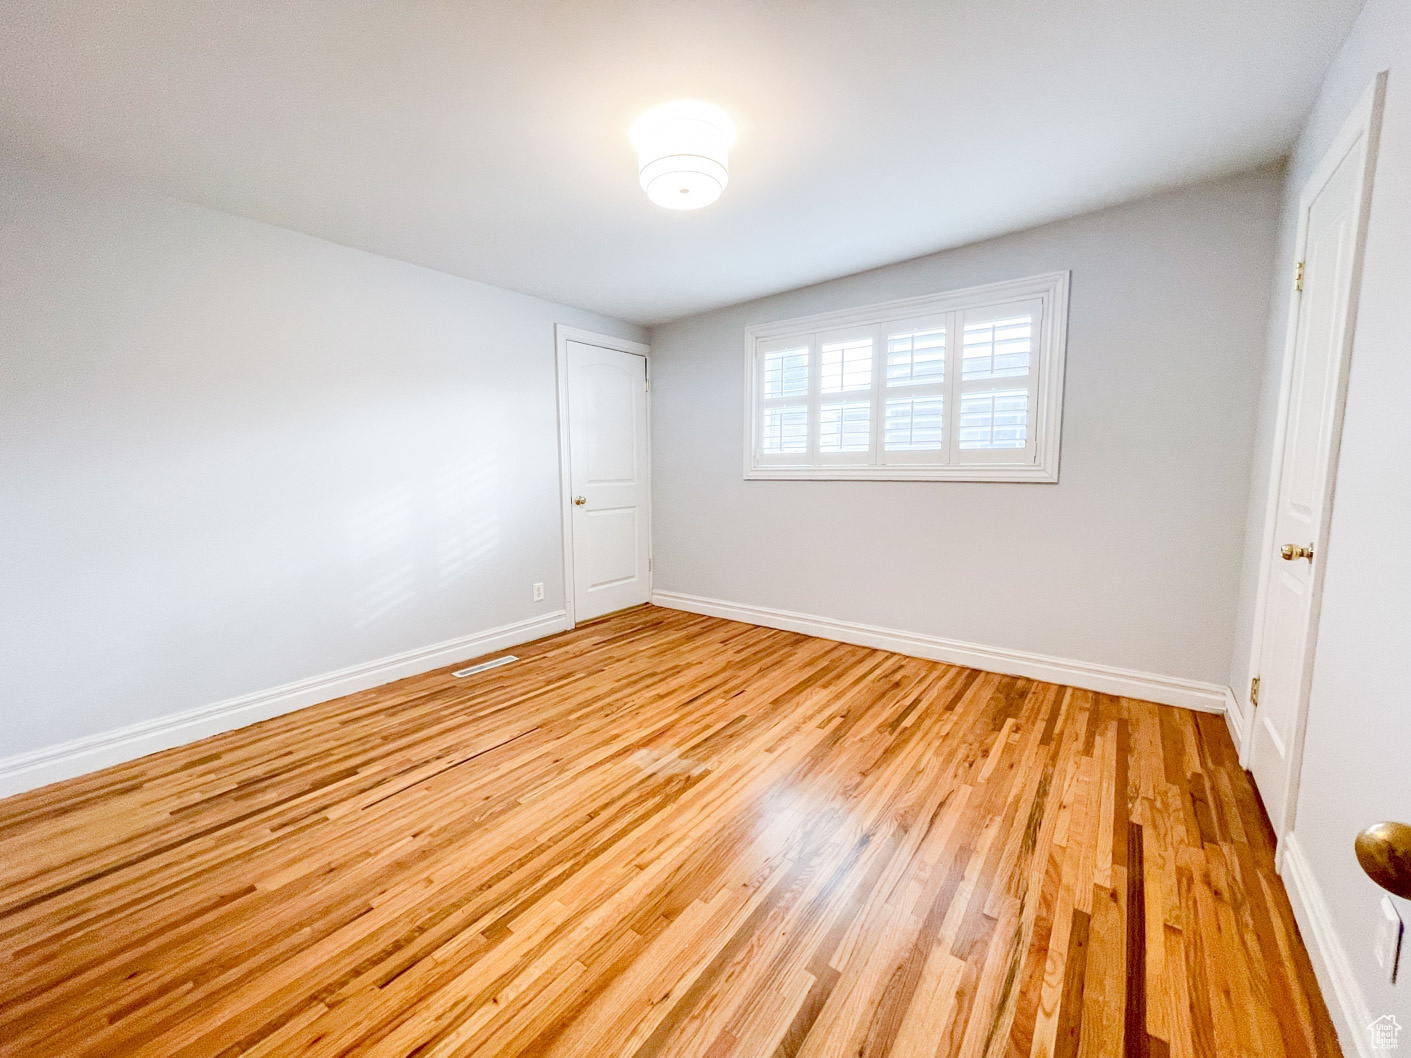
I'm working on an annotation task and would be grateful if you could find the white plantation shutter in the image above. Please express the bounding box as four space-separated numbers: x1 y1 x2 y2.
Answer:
746 273 1066 481
816 329 873 462
756 337 812 460
954 299 1041 464
882 317 947 463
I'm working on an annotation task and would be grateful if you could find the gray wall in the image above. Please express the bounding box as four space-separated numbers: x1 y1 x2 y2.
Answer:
649 168 1282 686
0 162 642 759
1233 0 1411 1036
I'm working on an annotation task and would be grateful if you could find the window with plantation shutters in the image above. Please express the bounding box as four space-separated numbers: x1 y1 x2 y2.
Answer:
745 272 1068 482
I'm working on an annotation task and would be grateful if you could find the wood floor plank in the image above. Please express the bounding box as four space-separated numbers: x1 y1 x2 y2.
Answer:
0 606 1342 1058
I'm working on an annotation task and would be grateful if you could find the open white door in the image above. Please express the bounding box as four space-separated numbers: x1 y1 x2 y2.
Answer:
558 332 651 623
1247 74 1384 843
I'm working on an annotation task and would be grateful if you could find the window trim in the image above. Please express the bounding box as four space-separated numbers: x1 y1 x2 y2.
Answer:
742 270 1070 483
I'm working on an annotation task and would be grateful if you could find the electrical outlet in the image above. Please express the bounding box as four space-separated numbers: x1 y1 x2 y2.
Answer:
1374 895 1403 984
532 582 544 602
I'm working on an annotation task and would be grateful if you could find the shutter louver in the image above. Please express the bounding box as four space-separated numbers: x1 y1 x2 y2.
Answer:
959 390 1028 449
961 316 1031 380
762 405 808 453
885 396 944 450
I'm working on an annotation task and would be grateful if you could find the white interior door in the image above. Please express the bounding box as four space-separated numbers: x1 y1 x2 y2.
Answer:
1248 83 1381 839
565 340 651 621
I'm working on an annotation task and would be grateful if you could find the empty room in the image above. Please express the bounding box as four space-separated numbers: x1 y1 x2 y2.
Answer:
3 0 1410 1055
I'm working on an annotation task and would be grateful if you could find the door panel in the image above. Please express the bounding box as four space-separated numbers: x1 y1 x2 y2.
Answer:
1248 131 1367 836
583 507 639 587
582 363 638 483
566 341 650 621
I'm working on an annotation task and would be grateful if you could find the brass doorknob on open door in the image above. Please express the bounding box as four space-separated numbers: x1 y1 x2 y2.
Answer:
1356 821 1411 899
1280 543 1314 562
573 496 587 506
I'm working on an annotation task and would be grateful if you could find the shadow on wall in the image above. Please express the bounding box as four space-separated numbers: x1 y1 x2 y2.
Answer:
344 451 503 633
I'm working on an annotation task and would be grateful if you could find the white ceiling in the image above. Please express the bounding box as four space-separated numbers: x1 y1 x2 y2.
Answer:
1 0 1364 325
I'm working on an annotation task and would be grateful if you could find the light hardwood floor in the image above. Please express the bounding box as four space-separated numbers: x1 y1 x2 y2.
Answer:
0 606 1339 1058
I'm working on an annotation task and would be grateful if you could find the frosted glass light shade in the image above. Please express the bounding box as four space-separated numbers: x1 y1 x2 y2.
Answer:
630 101 736 210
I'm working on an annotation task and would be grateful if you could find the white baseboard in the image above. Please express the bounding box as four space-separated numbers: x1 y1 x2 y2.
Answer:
0 610 568 799
652 591 1229 714
1280 833 1371 1058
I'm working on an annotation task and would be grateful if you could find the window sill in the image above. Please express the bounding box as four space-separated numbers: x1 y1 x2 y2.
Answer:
744 464 1059 483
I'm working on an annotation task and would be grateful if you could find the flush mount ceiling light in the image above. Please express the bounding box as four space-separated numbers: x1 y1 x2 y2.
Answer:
630 100 736 210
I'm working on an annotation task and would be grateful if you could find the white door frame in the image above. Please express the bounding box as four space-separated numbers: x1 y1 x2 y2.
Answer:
1242 72 1386 855
554 325 653 629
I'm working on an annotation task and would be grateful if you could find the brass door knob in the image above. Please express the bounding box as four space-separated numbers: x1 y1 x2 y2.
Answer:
1356 821 1411 899
1280 543 1314 562
573 496 587 506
